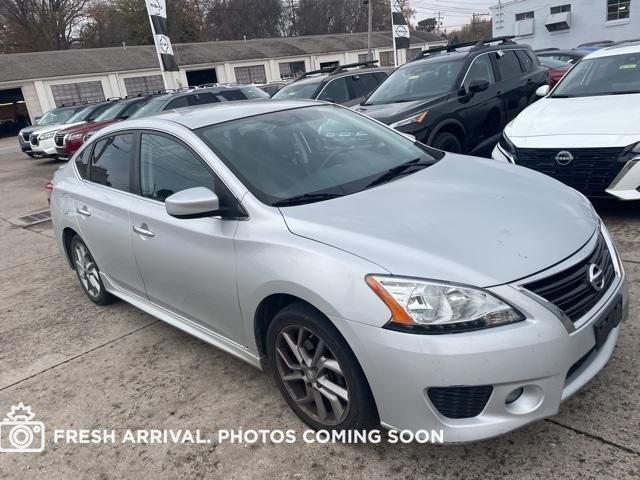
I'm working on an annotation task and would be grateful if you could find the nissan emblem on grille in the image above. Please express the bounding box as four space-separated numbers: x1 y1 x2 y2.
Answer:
589 264 605 291
555 150 574 166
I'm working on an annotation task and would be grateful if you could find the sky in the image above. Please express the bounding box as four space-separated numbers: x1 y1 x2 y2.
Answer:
410 0 496 32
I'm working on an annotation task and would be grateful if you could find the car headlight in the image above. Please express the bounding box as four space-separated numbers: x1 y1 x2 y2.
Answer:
69 132 84 141
366 275 525 333
498 131 517 160
390 111 428 129
619 141 640 161
39 131 56 140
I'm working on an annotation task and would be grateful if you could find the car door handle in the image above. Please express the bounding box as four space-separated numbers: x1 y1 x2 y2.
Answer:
133 224 155 237
77 206 91 217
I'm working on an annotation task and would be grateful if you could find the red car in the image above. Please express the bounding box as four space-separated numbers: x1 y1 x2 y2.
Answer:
54 96 151 159
538 57 573 88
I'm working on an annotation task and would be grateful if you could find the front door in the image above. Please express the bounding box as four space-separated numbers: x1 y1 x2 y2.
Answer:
128 132 245 344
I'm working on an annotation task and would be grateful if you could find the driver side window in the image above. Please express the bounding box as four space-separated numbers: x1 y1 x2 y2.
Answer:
463 55 496 90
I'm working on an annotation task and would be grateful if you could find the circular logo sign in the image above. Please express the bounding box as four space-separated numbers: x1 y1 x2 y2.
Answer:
588 263 605 291
555 150 574 166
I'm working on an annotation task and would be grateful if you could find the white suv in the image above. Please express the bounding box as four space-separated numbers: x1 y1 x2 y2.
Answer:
493 41 640 200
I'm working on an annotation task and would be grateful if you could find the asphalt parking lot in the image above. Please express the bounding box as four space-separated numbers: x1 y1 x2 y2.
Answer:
0 136 638 479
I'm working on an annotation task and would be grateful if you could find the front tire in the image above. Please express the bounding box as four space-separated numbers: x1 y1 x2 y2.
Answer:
70 235 116 305
433 131 463 153
266 302 378 431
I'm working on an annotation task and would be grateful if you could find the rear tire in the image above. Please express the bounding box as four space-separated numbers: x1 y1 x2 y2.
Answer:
433 131 463 153
266 302 378 431
70 235 116 305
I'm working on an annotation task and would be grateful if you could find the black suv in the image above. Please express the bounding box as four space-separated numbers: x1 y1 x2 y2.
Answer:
272 61 393 106
354 37 547 155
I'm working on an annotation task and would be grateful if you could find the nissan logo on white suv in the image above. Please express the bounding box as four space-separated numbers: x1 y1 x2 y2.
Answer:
555 150 574 166
588 263 605 291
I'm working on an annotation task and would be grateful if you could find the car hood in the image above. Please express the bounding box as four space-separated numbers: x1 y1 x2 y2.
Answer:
507 94 640 139
280 155 598 287
352 96 444 124
58 119 115 135
35 121 86 136
19 125 45 136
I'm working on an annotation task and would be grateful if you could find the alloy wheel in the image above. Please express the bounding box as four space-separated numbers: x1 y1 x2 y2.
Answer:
274 325 350 425
74 242 102 298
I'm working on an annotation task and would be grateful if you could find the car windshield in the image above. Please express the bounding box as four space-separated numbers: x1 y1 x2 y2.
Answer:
93 101 133 121
130 96 170 119
364 57 465 105
552 52 640 97
197 105 442 206
65 105 97 123
239 86 270 99
539 57 569 68
37 107 85 125
272 82 320 100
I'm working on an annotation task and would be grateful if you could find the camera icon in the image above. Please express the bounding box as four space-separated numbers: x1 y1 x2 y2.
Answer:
0 403 45 453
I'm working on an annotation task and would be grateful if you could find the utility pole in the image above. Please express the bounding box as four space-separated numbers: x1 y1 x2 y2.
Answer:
364 0 373 61
437 11 441 34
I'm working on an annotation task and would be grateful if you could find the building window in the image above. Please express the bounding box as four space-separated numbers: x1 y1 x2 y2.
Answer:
515 11 535 21
607 0 631 20
379 51 395 66
550 4 571 14
407 48 422 61
358 53 369 63
123 75 164 96
234 65 267 84
51 81 105 107
279 61 306 79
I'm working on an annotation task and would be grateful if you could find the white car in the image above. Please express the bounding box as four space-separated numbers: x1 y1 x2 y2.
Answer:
493 41 640 200
30 101 114 156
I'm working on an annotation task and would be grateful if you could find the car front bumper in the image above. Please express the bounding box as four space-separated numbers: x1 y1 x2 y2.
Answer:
491 145 640 200
31 137 58 156
334 235 627 443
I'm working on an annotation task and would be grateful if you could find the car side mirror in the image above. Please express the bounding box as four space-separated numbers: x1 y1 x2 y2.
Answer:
536 85 551 97
165 187 220 219
468 80 490 94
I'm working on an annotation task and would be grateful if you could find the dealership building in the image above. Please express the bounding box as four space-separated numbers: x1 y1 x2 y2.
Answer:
491 0 638 50
0 30 443 130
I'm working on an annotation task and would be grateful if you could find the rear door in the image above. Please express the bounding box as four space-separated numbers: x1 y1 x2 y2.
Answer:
72 132 146 297
128 131 245 343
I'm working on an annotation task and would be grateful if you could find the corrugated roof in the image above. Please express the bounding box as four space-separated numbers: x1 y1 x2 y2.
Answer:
0 31 442 83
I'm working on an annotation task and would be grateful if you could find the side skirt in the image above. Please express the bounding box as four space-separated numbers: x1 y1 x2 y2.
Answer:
100 273 265 369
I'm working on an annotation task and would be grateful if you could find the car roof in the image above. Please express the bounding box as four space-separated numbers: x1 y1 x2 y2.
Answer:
132 99 321 130
585 41 640 59
289 65 392 85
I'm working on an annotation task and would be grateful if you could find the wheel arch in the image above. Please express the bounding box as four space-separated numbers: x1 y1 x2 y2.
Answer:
428 118 468 151
62 227 80 269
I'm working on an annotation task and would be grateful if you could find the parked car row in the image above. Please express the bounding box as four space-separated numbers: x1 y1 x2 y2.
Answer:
19 83 270 160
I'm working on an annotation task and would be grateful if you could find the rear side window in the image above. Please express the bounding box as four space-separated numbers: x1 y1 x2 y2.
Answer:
89 134 133 192
318 78 350 103
74 147 90 179
349 73 380 98
495 50 523 80
515 50 534 72
166 96 189 109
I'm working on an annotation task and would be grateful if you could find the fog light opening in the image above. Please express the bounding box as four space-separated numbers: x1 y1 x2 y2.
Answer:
505 387 524 405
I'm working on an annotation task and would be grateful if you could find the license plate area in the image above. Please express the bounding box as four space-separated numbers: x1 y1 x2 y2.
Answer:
593 295 623 350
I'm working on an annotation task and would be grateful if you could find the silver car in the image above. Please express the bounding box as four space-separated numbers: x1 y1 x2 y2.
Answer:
50 101 628 442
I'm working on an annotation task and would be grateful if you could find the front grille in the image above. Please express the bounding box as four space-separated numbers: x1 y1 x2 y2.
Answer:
29 133 39 146
427 386 493 419
515 147 625 197
524 233 615 322
21 132 30 141
54 131 65 147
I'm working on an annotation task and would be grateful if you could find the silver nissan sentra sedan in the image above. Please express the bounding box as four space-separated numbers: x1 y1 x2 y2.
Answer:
50 100 628 442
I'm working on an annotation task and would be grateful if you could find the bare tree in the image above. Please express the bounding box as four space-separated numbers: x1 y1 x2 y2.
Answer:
1 0 90 52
